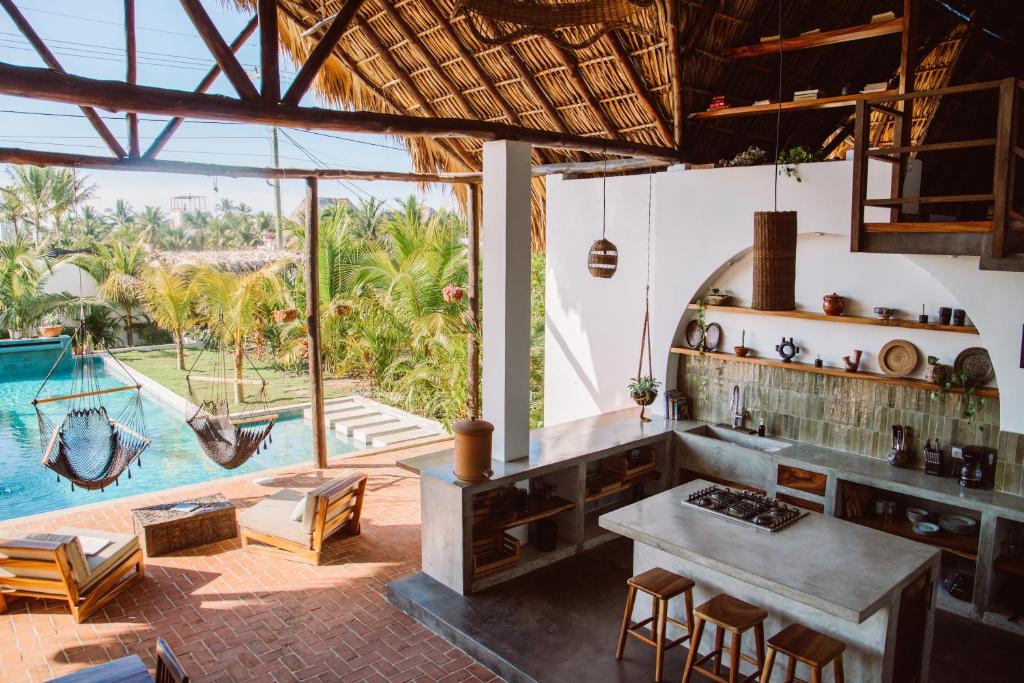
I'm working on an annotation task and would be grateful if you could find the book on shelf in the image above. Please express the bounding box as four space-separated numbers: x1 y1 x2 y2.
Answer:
862 81 890 93
800 28 821 36
871 11 896 23
793 89 822 101
752 99 773 106
759 34 781 43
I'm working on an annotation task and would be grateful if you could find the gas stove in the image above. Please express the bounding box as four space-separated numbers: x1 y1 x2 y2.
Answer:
683 485 807 532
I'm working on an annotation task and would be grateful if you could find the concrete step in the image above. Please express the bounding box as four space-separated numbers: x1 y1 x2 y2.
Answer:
371 427 437 447
302 397 355 419
335 414 400 436
324 408 377 427
352 422 421 444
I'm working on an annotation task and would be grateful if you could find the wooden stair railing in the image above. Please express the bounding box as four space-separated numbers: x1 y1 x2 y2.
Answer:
851 78 1022 268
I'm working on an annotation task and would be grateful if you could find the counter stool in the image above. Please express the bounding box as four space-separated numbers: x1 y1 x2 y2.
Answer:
759 623 845 683
681 593 767 683
616 567 696 682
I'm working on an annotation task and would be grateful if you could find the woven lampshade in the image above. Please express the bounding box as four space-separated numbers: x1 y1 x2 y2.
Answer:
588 238 618 278
752 211 797 311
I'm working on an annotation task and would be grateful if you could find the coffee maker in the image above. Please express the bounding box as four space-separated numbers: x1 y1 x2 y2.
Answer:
960 445 997 489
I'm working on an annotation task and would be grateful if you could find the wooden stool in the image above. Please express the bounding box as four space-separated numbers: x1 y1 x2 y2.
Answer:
681 593 767 683
616 567 696 682
759 623 845 683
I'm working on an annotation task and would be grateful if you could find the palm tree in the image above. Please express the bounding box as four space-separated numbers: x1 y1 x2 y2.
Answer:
193 263 285 402
182 210 209 250
137 206 168 243
7 166 54 244
74 241 147 347
349 197 386 241
0 187 27 240
49 169 95 244
75 206 110 243
0 238 71 337
107 199 136 233
140 262 194 370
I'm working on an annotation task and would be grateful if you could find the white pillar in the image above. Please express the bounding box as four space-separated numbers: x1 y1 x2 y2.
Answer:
482 140 532 462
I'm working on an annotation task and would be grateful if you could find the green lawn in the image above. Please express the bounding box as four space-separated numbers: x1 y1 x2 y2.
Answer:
112 348 356 411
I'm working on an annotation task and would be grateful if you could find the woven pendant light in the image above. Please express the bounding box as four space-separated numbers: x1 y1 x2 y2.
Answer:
588 152 618 278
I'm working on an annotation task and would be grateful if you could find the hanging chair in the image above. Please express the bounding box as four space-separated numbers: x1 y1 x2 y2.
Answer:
185 341 277 470
33 326 151 491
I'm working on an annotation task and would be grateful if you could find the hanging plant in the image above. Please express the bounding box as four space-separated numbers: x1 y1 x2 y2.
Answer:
628 375 661 406
442 284 465 303
273 308 298 324
630 166 657 421
689 297 713 404
777 146 818 182
930 368 985 425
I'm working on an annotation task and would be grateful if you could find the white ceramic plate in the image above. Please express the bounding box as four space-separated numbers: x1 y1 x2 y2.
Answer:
912 522 940 536
938 514 978 535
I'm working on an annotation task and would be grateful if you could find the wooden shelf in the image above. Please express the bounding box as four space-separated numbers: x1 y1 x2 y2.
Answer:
850 515 979 561
670 348 999 399
686 303 980 334
585 470 660 502
474 496 575 533
726 18 904 59
994 555 1024 577
690 91 896 120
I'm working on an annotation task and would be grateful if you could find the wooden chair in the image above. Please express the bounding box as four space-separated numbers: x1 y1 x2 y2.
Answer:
155 636 190 683
616 567 695 682
239 472 368 565
681 593 768 683
760 623 845 683
0 527 144 623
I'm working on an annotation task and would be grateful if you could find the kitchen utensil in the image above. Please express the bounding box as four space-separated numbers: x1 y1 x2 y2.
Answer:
923 440 947 476
874 307 895 320
938 514 979 535
954 347 995 386
912 522 940 536
906 508 930 523
878 339 919 377
888 425 911 467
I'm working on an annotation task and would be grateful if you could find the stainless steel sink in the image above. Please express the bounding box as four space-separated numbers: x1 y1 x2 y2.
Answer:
684 424 792 453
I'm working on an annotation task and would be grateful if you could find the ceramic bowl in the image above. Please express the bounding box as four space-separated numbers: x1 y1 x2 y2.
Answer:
874 307 895 320
905 507 930 524
938 514 978 535
912 521 940 536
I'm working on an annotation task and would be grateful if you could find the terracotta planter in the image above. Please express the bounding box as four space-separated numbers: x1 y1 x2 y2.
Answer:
452 418 494 483
734 346 751 358
925 362 950 386
705 294 732 306
631 389 658 407
38 325 63 338
273 308 298 324
822 293 846 316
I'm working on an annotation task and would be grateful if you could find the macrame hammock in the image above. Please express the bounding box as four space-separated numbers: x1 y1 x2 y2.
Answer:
185 340 277 470
453 0 658 50
33 325 151 491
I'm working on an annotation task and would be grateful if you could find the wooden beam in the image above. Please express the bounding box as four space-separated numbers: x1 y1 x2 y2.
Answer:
690 91 898 119
548 42 617 138
304 177 327 469
377 2 480 119
991 77 1017 259
467 182 481 420
417 0 521 126
666 0 684 148
892 0 919 222
0 63 684 162
725 18 904 59
605 32 673 146
850 99 869 252
178 0 260 100
282 0 366 106
257 0 280 101
144 16 258 159
0 0 127 158
864 221 991 233
124 0 139 158
532 157 664 176
0 147 480 182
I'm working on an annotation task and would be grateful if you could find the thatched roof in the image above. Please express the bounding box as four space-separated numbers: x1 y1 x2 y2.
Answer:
155 249 299 273
226 0 1021 248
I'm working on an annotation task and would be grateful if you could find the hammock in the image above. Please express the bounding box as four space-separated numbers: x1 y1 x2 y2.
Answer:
33 329 151 491
185 343 277 470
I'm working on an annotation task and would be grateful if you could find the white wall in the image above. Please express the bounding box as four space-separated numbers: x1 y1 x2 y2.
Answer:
43 262 97 299
545 158 1024 432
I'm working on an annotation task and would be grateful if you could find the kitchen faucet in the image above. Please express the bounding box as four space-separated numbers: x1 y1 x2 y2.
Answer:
730 385 743 429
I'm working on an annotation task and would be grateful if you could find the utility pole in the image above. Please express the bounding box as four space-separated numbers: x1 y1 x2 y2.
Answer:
271 125 284 249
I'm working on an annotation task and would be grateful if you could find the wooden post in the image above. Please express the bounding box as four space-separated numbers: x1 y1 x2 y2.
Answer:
124 0 139 157
257 0 280 101
892 0 919 221
305 177 327 469
666 0 684 149
467 183 481 419
991 78 1017 259
850 99 870 252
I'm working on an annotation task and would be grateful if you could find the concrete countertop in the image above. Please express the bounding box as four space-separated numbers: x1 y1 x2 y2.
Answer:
600 480 940 624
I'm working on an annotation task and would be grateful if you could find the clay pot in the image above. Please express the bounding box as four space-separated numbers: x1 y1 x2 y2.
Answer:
442 284 465 303
452 418 494 483
630 389 658 407
734 346 751 357
273 308 298 324
925 362 950 386
822 293 846 316
38 325 63 338
843 349 863 373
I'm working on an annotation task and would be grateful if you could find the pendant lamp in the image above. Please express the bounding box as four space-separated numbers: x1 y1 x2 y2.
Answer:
588 151 618 278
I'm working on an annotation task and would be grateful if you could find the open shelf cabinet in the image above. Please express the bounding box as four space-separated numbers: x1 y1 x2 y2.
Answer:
685 303 980 334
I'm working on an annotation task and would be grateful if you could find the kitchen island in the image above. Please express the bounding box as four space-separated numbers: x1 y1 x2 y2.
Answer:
600 479 941 683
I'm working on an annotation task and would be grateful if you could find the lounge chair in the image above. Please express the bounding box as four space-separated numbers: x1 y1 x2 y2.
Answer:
239 472 368 565
156 636 190 683
0 526 144 623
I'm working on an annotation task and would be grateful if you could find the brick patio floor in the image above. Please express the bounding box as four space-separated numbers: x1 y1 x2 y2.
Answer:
0 443 500 683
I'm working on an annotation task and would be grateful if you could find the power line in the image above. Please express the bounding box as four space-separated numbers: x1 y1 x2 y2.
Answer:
15 5 239 41
279 129 397 207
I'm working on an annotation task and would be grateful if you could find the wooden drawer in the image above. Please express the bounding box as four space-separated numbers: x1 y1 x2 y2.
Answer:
777 465 827 496
777 491 825 513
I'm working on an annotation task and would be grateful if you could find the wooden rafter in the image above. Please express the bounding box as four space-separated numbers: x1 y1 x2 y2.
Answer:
605 31 673 146
548 42 617 138
0 0 127 158
144 16 259 159
666 0 684 148
178 0 260 100
258 0 280 101
124 0 139 157
282 0 367 106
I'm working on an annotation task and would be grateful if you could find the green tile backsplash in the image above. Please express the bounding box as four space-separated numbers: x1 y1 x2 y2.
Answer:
679 357 1024 496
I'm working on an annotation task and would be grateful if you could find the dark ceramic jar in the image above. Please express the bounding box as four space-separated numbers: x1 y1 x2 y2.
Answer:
822 293 846 316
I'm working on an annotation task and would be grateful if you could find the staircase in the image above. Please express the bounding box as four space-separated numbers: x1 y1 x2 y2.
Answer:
850 78 1024 271
303 396 445 448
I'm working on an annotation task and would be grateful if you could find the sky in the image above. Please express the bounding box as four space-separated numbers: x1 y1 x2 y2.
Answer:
0 0 455 216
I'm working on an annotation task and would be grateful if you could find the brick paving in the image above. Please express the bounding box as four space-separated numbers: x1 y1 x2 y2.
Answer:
0 443 500 683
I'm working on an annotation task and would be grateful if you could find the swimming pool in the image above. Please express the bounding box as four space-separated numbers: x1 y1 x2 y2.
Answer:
0 362 357 521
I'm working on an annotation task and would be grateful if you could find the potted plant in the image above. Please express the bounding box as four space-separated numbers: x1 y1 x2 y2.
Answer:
777 145 817 182
38 314 63 338
925 355 950 385
705 287 732 306
628 375 661 421
930 368 985 424
719 146 768 168
273 308 298 324
734 329 751 357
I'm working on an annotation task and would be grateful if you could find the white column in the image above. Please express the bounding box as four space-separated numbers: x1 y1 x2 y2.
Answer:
482 140 532 462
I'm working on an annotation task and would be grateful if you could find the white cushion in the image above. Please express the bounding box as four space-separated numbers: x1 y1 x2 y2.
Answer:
290 495 308 523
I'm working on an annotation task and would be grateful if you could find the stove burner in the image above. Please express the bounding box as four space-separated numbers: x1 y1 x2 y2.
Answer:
752 512 778 526
727 502 757 519
684 485 807 532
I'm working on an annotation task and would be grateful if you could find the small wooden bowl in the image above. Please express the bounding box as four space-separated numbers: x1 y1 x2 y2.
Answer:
734 346 751 357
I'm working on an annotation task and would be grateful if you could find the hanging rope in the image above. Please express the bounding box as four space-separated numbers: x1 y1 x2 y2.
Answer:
774 0 784 211
634 165 656 421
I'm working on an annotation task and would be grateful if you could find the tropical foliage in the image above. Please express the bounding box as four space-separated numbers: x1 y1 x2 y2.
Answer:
0 238 73 337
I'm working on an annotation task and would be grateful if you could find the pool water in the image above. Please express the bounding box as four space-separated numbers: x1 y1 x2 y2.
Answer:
0 363 356 521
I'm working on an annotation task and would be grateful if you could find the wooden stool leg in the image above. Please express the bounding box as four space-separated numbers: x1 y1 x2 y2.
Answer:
712 626 725 676
728 631 742 683
811 665 822 683
655 598 668 682
616 585 638 660
684 588 694 634
754 622 765 668
760 647 777 683
833 655 845 683
681 616 706 683
784 656 796 683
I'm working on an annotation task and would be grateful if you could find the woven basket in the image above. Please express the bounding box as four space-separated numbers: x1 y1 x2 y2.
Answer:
752 211 797 311
588 238 618 278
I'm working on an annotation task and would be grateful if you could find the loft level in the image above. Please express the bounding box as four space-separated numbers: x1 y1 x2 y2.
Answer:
725 18 904 59
690 91 897 120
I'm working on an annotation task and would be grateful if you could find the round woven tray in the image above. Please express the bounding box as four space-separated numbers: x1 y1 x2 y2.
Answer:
955 347 994 386
878 339 919 377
